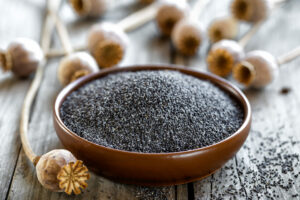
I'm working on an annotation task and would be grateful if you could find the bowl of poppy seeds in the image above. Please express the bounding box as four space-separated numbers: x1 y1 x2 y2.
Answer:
53 65 251 185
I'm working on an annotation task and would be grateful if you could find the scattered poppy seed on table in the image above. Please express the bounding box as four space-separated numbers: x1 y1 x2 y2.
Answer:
280 87 291 95
234 131 300 199
134 186 172 200
189 130 300 200
60 70 244 153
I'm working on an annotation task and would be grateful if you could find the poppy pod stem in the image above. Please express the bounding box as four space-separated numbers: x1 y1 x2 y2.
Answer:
238 20 263 48
236 0 286 47
46 2 159 58
46 45 86 58
277 46 300 65
54 6 99 85
20 1 91 195
52 12 73 54
20 0 60 165
117 2 159 32
43 0 61 54
86 2 161 68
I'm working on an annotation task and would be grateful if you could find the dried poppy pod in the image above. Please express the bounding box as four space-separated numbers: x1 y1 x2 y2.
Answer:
58 51 99 86
233 46 300 88
20 1 91 195
208 16 239 43
53 9 100 85
233 50 278 88
69 0 107 18
0 38 43 78
207 40 244 77
230 0 271 23
36 149 90 194
48 3 158 67
87 22 129 68
155 0 189 36
86 3 159 68
170 0 209 55
171 19 204 56
207 21 263 77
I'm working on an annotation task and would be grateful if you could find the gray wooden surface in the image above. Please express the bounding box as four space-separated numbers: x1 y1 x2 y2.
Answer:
0 0 299 199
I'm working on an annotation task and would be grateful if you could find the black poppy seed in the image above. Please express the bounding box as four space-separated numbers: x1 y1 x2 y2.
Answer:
280 87 291 95
234 131 300 199
134 186 171 200
60 70 244 153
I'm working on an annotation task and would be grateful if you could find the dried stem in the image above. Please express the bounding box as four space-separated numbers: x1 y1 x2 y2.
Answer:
277 46 300 65
46 45 86 58
189 0 210 20
20 60 46 165
20 0 61 165
238 20 263 48
117 2 159 32
52 13 73 54
46 3 159 57
233 0 285 48
237 0 285 48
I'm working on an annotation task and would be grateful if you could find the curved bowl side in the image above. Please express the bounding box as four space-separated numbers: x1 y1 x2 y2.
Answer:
53 65 251 186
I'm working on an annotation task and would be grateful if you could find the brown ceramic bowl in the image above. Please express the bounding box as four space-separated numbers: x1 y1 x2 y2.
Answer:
53 65 251 186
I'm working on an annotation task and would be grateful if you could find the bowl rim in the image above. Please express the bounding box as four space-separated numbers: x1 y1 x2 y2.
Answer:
53 64 251 156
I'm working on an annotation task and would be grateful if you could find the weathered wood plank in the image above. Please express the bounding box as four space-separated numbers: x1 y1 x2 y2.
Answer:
172 0 237 199
0 0 44 199
7 1 176 199
191 0 300 199
222 0 300 198
176 184 189 200
0 78 29 200
3 0 300 199
193 176 212 200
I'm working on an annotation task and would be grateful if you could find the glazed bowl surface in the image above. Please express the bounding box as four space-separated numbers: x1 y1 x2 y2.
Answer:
53 65 251 186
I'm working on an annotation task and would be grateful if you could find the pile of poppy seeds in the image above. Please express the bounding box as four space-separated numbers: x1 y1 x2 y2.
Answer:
60 70 244 153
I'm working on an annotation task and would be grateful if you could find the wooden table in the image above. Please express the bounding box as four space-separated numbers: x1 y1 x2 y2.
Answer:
1 0 299 199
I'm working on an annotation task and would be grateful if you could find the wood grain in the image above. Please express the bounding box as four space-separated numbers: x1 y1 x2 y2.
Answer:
1 0 300 199
7 1 176 200
189 0 300 199
0 0 44 199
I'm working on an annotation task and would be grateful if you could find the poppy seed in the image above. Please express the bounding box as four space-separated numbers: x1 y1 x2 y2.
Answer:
60 70 244 153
